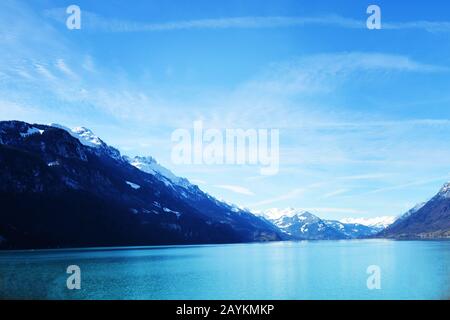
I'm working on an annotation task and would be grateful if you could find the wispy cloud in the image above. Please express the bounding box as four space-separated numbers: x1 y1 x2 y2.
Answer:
250 182 325 207
337 173 389 181
34 63 56 80
365 176 449 195
298 119 450 130
55 59 77 78
303 207 367 215
190 179 206 185
246 52 447 96
43 11 364 32
250 188 306 207
384 21 450 33
190 52 449 134
322 188 349 199
43 9 450 34
214 184 255 196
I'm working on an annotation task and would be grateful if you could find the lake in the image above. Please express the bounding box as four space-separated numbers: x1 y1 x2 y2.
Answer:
0 239 449 299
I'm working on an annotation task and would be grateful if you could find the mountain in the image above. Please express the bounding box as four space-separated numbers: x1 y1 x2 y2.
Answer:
392 202 425 224
0 121 284 249
379 184 450 239
339 216 396 232
271 211 345 240
323 220 379 239
267 209 379 240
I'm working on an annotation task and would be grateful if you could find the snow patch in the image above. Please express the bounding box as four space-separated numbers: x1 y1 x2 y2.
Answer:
128 156 190 188
50 124 103 148
71 127 103 147
261 208 310 220
163 207 181 218
438 182 450 198
126 181 141 190
339 216 396 229
20 127 44 138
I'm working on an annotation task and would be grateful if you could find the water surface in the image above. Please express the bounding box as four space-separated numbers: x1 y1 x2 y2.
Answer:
0 240 449 299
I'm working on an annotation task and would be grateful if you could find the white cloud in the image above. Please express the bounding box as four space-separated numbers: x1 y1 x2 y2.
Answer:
260 207 367 219
250 187 307 207
214 184 255 196
34 63 55 80
337 174 389 181
365 176 449 195
303 207 367 215
384 21 450 33
55 59 77 78
246 52 447 96
42 11 364 32
42 10 450 34
322 189 349 199
340 216 396 227
190 179 206 185
82 55 96 73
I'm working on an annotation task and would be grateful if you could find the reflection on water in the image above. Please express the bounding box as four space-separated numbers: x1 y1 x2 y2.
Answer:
0 240 449 299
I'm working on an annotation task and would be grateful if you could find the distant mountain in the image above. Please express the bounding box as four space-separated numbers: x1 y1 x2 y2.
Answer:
266 209 380 240
379 184 450 239
271 211 345 240
323 220 379 239
0 121 284 249
339 216 396 232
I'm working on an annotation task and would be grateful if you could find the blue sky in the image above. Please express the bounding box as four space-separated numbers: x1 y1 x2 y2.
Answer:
2 0 450 219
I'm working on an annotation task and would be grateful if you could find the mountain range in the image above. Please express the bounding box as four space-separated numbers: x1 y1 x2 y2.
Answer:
0 121 284 249
0 120 449 249
261 209 382 240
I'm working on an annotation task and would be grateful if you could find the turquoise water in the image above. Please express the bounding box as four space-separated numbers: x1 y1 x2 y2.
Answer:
0 240 449 300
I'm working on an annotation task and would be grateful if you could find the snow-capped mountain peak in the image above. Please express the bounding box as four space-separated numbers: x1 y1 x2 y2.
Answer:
50 124 193 190
71 127 103 147
437 182 450 199
270 210 349 240
339 216 396 229
297 211 318 220
127 155 191 189
50 124 103 148
261 207 309 220
273 211 319 225
49 123 124 162
265 208 383 240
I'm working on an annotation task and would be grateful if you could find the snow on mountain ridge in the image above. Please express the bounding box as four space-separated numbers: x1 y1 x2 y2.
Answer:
49 124 210 193
71 127 103 147
261 208 395 229
49 123 124 162
398 202 426 221
261 208 309 220
50 123 104 148
437 182 450 198
20 127 44 138
339 216 396 229
128 156 191 189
